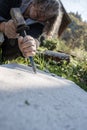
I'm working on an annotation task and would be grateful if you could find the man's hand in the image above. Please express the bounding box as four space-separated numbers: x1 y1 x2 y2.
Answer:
18 35 37 58
0 20 19 38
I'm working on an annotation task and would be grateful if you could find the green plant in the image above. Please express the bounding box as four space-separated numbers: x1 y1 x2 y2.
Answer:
41 39 58 50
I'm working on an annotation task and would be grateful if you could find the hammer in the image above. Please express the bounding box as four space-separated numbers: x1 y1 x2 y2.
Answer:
10 8 36 73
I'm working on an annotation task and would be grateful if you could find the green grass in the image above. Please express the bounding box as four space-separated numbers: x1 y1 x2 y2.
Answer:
35 54 87 91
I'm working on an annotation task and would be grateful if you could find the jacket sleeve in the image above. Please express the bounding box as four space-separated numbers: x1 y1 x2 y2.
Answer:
0 0 22 22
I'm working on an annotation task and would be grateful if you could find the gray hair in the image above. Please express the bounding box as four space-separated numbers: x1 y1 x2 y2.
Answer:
34 0 64 40
32 0 60 19
36 0 71 41
21 0 61 20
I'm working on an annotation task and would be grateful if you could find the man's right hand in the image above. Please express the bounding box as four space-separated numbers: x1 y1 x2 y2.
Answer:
0 20 19 38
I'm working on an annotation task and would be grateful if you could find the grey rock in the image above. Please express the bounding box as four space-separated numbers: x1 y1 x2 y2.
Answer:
0 63 87 130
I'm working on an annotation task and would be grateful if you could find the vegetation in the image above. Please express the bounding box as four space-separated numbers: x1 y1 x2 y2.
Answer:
36 38 87 91
0 12 87 91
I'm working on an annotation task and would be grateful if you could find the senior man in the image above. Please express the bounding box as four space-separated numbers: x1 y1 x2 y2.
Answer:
0 0 71 60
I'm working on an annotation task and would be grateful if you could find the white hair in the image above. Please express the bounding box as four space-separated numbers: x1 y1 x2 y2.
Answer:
38 0 64 39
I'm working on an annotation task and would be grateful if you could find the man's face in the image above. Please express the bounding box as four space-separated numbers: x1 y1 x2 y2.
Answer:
25 3 48 22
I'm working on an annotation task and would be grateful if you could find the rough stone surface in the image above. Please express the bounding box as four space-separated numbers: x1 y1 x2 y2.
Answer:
0 63 87 130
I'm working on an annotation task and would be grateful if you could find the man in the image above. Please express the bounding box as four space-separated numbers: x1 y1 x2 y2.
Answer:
0 0 71 60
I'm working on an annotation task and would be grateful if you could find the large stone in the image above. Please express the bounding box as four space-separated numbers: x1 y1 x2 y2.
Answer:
0 63 87 130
